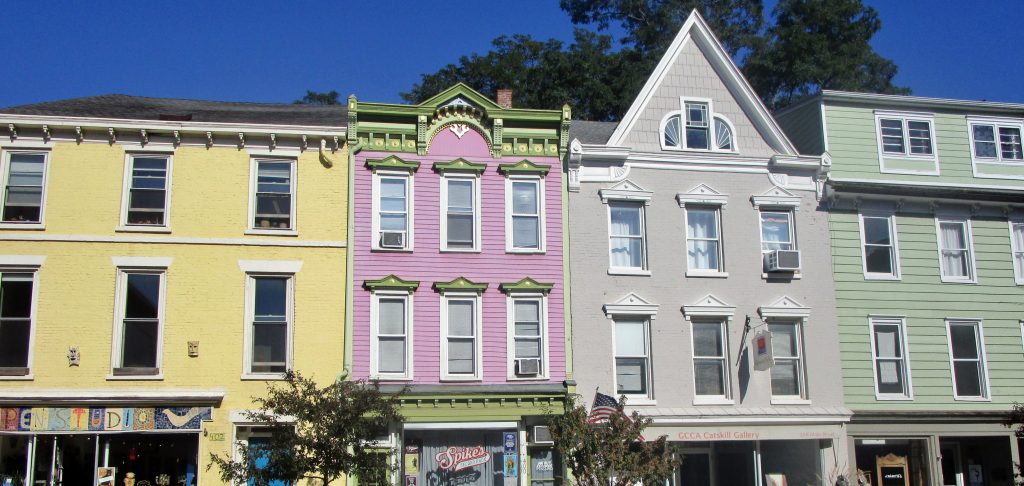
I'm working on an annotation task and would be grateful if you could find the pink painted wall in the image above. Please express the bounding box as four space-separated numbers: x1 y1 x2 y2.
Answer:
352 128 566 384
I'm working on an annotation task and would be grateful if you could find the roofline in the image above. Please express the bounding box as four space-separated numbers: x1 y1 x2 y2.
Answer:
0 113 346 137
821 90 1024 113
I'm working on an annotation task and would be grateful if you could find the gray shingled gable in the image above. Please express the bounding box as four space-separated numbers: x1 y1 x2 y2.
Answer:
568 120 617 144
1 94 347 127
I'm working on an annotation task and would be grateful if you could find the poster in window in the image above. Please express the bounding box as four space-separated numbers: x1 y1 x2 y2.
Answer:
753 330 774 371
504 453 519 478
96 467 116 486
764 473 787 486
968 465 983 486
879 467 906 486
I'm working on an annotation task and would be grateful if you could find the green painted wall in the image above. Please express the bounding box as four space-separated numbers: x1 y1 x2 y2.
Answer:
830 209 1024 411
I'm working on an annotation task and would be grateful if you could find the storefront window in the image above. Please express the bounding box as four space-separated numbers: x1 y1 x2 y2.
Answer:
854 438 931 486
529 448 558 486
404 430 513 486
760 440 822 486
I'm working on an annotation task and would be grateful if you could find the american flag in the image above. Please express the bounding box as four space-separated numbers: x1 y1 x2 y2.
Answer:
587 391 622 423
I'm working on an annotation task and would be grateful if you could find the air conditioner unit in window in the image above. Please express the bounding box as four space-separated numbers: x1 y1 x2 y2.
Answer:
379 231 405 249
515 358 541 376
765 250 801 272
531 425 554 445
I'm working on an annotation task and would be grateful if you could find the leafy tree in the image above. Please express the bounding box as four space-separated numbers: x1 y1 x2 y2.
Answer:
1006 403 1024 484
745 0 909 110
208 371 404 486
547 395 680 486
295 90 341 105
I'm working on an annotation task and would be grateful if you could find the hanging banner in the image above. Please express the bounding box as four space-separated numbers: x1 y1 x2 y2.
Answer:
753 330 774 371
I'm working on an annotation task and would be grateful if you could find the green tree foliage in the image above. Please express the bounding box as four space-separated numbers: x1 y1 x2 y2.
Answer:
295 90 341 105
1006 403 1024 484
208 371 404 485
745 0 910 110
547 395 680 486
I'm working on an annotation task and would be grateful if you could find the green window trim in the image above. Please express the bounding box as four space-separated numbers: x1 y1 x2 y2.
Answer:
433 158 487 175
499 277 554 295
366 155 420 173
498 160 551 177
363 274 420 292
433 276 488 294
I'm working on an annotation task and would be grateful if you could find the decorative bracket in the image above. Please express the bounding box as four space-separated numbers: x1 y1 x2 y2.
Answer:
75 126 84 144
173 130 181 146
140 129 149 146
41 125 50 142
108 128 116 144
238 132 245 149
301 135 308 151
8 123 16 140
269 133 277 150
333 136 340 152
205 132 214 148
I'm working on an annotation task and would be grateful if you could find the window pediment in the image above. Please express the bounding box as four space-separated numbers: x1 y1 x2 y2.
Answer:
677 183 728 207
751 186 800 210
758 296 810 319
599 180 653 204
682 294 735 319
604 292 658 318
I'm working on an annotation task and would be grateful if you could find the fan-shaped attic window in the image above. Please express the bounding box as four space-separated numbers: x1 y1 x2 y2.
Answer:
660 99 737 153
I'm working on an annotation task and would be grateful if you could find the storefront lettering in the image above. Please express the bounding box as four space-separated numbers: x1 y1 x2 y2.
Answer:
435 446 492 472
0 406 212 432
677 431 760 440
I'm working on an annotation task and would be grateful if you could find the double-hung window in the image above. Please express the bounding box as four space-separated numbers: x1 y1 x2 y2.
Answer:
509 297 547 379
441 175 480 251
112 268 165 376
946 320 989 400
971 121 1023 162
122 154 170 228
861 213 900 279
760 210 794 252
686 207 722 273
691 319 729 399
614 319 651 398
246 276 293 376
441 293 482 380
373 172 413 250
372 293 412 379
507 178 544 251
878 117 934 156
250 159 296 232
1011 221 1024 284
768 322 805 398
0 267 39 376
608 202 647 272
936 218 976 283
1 151 48 225
870 318 912 399
684 101 710 150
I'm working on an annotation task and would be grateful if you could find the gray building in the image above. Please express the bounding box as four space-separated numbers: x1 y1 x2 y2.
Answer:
566 12 849 486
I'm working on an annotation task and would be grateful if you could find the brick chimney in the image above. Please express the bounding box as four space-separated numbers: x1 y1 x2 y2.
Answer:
496 89 513 109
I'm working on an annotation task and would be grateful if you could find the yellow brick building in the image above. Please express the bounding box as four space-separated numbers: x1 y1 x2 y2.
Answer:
0 96 348 486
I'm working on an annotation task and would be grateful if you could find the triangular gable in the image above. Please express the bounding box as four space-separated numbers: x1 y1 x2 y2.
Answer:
682 294 736 319
758 296 811 318
418 83 504 112
603 292 659 318
606 10 797 156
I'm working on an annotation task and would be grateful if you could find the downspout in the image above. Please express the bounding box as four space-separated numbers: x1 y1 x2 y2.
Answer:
341 95 361 384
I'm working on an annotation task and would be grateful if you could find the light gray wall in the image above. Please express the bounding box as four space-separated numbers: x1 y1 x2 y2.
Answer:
568 169 845 410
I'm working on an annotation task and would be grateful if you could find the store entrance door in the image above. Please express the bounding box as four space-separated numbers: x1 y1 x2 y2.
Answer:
26 435 96 486
940 443 963 486
678 450 711 486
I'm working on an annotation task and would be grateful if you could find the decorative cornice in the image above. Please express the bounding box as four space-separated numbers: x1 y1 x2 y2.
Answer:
432 158 487 174
366 155 420 173
433 276 488 294
363 274 420 292
499 277 553 295
498 159 551 176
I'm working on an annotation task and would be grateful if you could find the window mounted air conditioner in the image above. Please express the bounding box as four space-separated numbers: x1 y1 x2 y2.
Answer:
515 358 541 376
379 231 406 249
531 425 554 445
764 250 801 272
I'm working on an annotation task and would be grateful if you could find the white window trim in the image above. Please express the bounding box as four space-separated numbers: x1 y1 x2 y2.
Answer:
868 317 914 400
369 291 414 380
247 157 298 236
0 148 50 230
758 208 797 253
1010 219 1024 285
873 112 940 175
935 217 978 284
967 116 1024 167
1020 320 1024 355
117 152 173 233
439 292 483 381
859 211 902 280
504 175 546 253
766 320 808 401
0 257 44 380
606 200 650 276
658 97 739 153
440 172 482 252
684 205 726 277
505 293 550 381
372 170 414 252
241 273 295 380
689 319 733 404
611 317 654 402
109 265 168 380
945 319 992 401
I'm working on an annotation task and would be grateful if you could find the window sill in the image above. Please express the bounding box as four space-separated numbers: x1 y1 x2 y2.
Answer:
371 246 414 253
245 229 298 237
0 367 32 380
107 371 164 381
116 226 172 234
507 248 546 254
686 270 729 278
864 274 901 281
440 376 483 382
369 375 413 381
952 395 992 402
880 153 938 162
874 394 914 401
0 374 33 381
240 373 288 381
762 272 801 280
0 222 45 230
770 397 811 406
623 397 656 406
692 397 735 406
940 277 977 284
506 374 550 381
609 268 651 276
440 248 481 254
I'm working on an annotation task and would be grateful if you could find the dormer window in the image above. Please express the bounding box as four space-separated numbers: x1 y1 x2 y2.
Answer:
661 98 735 152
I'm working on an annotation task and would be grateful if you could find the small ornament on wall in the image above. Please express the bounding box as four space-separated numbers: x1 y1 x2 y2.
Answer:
188 341 199 358
67 347 80 366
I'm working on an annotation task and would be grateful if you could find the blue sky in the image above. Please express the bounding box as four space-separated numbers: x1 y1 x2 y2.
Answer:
4 1 1022 111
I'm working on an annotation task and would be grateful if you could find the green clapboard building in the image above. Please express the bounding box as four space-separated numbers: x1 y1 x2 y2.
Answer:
777 91 1024 486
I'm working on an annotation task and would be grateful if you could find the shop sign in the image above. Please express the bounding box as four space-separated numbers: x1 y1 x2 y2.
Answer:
502 453 518 478
753 330 774 371
503 432 517 453
435 446 492 472
0 406 212 432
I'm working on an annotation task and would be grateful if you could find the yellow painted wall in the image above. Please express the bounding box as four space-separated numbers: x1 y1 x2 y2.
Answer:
1 139 348 485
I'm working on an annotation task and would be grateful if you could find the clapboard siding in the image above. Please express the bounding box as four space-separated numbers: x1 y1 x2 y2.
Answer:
351 141 566 385
830 209 1024 410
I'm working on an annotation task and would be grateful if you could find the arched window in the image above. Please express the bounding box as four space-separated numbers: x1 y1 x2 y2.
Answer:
663 114 681 148
714 117 733 151
661 102 737 152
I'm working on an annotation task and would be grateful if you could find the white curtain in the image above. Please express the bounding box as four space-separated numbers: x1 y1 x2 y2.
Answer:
687 209 719 270
940 223 967 276
1014 224 1024 280
875 328 899 384
610 206 641 267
